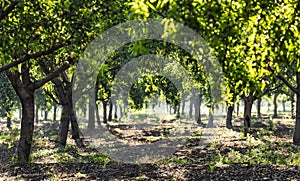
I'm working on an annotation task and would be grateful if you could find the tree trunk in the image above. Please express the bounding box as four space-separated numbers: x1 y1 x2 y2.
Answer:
242 95 254 136
6 105 12 129
102 101 107 124
114 102 118 119
58 103 70 147
18 94 35 163
273 92 279 118
176 104 180 118
226 104 234 129
257 98 262 118
293 72 300 145
189 96 193 118
194 94 201 124
53 104 57 122
44 110 48 121
108 100 113 122
181 99 185 116
207 106 214 128
291 92 295 119
119 105 123 118
282 101 286 112
95 103 101 127
70 108 84 148
88 98 95 131
35 105 39 124
236 101 239 117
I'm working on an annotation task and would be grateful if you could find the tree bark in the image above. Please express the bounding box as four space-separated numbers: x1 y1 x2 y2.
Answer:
273 92 279 118
119 105 123 118
102 101 107 124
44 110 48 121
236 101 239 117
35 105 39 124
6 105 12 129
18 93 35 163
194 94 201 124
88 98 95 131
189 96 193 118
207 106 214 128
226 104 234 129
113 102 118 119
293 72 300 145
95 103 101 127
291 92 296 119
58 103 70 147
53 104 57 122
257 98 262 118
181 98 185 116
108 100 113 122
242 95 254 136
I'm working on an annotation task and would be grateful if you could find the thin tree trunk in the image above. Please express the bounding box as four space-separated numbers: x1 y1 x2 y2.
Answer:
207 106 214 128
53 104 57 122
114 102 118 119
257 98 262 118
35 106 39 124
44 110 48 121
6 105 12 129
194 94 201 124
103 101 107 124
119 105 123 118
108 100 113 122
282 101 286 112
273 92 279 118
189 97 193 118
291 92 296 119
236 101 239 117
226 104 234 129
293 72 300 145
95 103 101 127
88 98 95 131
176 104 180 118
181 99 185 116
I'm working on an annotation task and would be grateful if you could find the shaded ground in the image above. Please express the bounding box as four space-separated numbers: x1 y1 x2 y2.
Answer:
0 117 300 180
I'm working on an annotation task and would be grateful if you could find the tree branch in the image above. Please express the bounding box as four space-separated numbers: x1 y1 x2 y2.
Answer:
33 62 70 89
0 42 68 72
44 90 60 105
268 65 298 94
0 1 20 21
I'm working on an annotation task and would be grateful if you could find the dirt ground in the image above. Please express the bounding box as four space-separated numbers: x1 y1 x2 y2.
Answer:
0 118 300 180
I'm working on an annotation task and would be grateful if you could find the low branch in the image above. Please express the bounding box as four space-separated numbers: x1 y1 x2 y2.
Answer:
44 90 60 105
33 62 70 89
268 65 298 94
256 83 283 100
0 42 68 72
